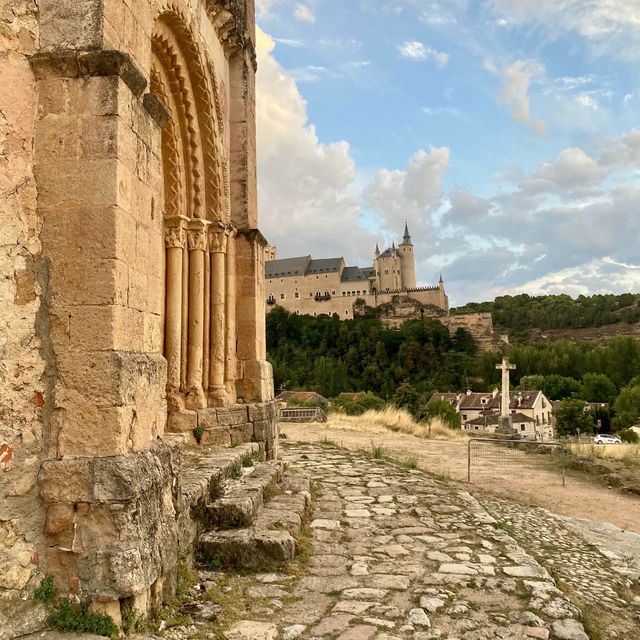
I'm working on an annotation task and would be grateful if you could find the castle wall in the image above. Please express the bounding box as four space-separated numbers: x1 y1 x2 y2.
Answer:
1 0 275 632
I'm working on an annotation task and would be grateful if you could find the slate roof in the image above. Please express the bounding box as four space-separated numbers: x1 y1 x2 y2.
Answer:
341 266 368 282
361 267 376 278
266 256 311 278
308 258 343 274
378 248 395 259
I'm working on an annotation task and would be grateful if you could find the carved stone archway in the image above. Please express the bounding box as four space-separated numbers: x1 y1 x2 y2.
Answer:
150 9 237 417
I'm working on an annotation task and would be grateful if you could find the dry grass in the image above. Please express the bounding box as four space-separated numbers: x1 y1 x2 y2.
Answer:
567 442 640 465
327 407 467 442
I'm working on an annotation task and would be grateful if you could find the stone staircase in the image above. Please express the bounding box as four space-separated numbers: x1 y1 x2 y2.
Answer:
180 442 312 572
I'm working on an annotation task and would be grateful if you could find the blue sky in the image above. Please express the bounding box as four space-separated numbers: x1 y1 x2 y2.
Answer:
255 0 640 306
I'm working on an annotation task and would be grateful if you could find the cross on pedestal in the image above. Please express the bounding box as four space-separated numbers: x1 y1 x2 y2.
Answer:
496 357 516 435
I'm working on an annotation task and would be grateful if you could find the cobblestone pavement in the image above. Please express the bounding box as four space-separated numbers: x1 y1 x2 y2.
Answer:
477 496 640 639
148 441 639 640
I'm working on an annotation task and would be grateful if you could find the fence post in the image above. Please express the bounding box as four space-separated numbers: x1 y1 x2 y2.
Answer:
467 439 472 483
561 445 566 487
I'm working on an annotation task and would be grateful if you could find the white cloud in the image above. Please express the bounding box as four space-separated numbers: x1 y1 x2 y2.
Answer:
256 28 374 263
487 59 547 136
289 65 340 83
273 37 305 48
294 3 316 24
398 41 450 68
489 0 640 61
364 147 450 245
256 0 282 19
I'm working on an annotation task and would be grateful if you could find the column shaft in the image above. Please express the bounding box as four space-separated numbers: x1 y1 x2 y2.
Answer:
208 228 228 406
225 230 237 399
186 220 208 409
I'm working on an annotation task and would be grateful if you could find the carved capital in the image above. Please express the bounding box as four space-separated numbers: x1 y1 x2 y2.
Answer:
164 216 189 249
187 220 209 252
208 227 228 254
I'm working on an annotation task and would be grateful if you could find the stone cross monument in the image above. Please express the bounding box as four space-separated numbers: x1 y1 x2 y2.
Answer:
496 357 517 435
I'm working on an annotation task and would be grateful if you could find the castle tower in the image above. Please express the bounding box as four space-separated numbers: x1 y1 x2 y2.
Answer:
399 222 417 290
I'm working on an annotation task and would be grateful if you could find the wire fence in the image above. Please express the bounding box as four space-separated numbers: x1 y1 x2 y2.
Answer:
467 438 566 487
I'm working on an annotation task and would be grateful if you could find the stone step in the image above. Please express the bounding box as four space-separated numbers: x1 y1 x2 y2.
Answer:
196 471 312 570
203 462 284 529
180 443 261 515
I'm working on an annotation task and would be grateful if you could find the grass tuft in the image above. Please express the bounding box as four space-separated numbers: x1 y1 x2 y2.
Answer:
34 575 57 604
49 599 119 638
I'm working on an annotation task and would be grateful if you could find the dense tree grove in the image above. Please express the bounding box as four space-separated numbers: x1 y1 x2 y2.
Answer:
452 292 640 332
267 307 640 431
267 307 477 400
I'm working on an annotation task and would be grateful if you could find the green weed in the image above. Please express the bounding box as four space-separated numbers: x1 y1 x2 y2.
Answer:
33 575 57 604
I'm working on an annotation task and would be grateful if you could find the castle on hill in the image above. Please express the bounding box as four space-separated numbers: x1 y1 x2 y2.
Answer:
265 224 449 320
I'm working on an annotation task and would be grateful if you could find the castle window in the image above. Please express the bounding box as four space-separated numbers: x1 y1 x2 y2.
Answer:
295 292 299 298
345 310 349 315
342 292 346 296
280 294 285 300
332 290 336 295
384 270 388 275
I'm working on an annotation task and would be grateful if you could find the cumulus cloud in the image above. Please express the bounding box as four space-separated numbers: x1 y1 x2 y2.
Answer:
256 28 374 263
486 59 547 135
294 3 316 24
398 41 450 68
364 147 450 247
439 133 640 304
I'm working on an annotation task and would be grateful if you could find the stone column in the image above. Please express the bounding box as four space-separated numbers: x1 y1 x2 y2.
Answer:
164 216 188 411
208 225 228 406
225 228 238 401
186 219 209 409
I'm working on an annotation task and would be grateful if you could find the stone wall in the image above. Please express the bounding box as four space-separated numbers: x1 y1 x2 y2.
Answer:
1 0 275 634
0 1 49 633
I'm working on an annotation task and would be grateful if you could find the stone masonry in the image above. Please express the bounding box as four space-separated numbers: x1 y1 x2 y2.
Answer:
0 0 276 634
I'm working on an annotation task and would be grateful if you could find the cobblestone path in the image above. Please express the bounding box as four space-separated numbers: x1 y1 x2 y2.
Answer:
477 496 640 639
152 441 639 640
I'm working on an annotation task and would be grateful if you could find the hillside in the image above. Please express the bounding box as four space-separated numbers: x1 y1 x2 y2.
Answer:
452 293 640 342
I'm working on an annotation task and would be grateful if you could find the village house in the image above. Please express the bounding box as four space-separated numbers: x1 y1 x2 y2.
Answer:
430 389 555 441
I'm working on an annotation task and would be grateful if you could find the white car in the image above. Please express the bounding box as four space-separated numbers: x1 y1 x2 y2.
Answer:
593 434 621 445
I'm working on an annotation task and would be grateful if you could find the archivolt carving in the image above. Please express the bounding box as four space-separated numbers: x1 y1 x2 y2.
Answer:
152 5 228 222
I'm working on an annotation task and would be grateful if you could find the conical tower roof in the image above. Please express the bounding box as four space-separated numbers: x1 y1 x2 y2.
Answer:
401 222 412 246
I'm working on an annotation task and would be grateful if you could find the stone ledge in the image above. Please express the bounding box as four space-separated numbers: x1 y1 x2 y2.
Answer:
30 50 147 97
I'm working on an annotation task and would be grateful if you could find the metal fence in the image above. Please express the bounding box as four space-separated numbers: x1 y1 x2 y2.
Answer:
467 438 566 487
279 407 327 423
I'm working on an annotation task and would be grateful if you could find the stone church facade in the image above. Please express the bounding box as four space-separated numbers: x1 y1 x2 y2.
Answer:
265 224 449 320
1 0 275 632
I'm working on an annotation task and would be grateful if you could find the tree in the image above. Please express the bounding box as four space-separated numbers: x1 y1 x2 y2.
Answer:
426 399 461 429
540 375 581 400
392 383 421 419
580 373 617 404
554 399 595 437
612 385 640 431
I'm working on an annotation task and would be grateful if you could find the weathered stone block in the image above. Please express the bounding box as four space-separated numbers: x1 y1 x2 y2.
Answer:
230 423 254 446
200 427 232 447
167 410 198 434
39 458 91 503
253 419 268 442
216 405 250 426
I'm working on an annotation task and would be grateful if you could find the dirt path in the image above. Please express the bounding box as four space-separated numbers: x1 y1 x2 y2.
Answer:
282 423 640 533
